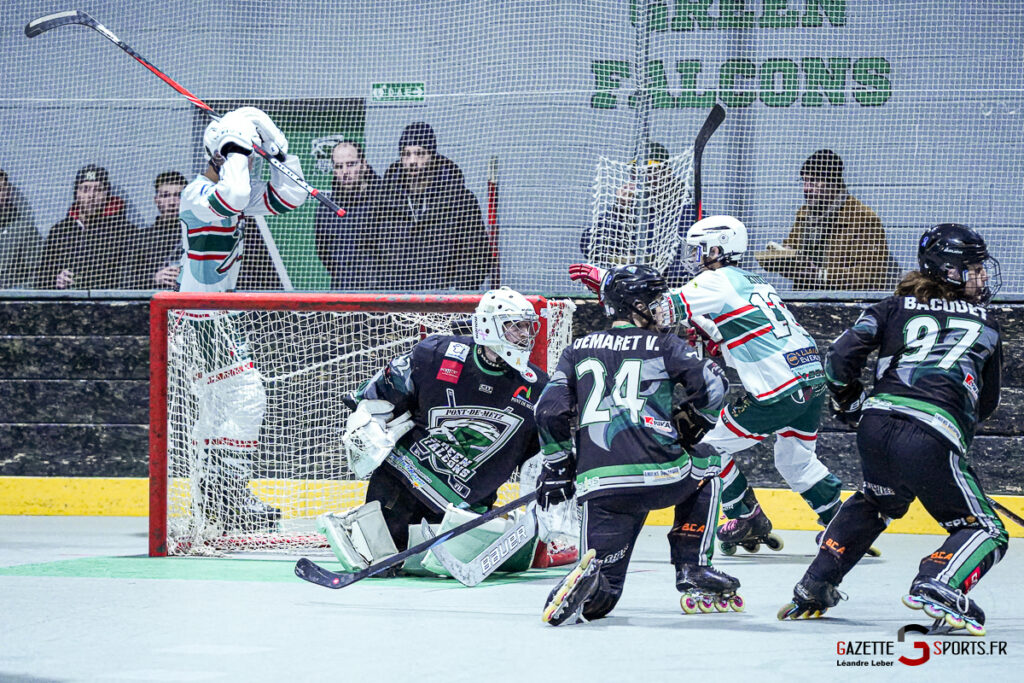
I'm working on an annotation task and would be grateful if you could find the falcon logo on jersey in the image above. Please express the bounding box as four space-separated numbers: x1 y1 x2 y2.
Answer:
437 359 463 384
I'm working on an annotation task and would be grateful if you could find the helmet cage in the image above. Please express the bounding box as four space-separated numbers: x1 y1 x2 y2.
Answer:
472 288 540 372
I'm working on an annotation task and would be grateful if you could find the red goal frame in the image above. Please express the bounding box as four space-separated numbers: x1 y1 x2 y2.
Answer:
148 291 567 563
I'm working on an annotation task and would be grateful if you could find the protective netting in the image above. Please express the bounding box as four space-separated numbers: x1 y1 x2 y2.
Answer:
2 1 1023 298
159 296 574 556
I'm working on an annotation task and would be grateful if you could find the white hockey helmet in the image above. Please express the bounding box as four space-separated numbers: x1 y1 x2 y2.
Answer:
203 111 258 164
685 215 748 271
472 287 540 374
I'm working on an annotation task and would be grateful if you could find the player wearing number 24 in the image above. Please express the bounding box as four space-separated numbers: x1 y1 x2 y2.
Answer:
781 223 1006 634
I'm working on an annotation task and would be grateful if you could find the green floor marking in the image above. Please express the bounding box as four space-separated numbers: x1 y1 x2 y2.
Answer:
0 555 566 586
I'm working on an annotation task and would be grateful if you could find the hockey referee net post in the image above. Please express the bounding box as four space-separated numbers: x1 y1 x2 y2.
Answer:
148 291 576 565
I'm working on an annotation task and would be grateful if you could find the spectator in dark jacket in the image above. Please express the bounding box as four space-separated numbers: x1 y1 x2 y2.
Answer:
380 122 493 291
315 140 389 289
36 164 137 290
124 170 187 289
0 169 42 289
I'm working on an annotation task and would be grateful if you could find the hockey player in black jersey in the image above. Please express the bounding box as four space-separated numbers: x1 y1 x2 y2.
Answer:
536 264 741 626
779 224 1007 636
318 287 550 577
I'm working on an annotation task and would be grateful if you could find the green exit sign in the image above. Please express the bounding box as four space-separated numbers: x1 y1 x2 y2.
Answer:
371 82 426 102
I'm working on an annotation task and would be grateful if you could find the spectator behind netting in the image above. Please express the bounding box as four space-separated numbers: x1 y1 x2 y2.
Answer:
0 169 42 288
124 171 187 289
36 164 137 290
380 122 493 290
757 149 899 290
315 140 389 289
579 142 699 288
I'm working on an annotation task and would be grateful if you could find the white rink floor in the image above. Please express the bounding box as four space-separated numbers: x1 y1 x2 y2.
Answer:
1 516 1022 682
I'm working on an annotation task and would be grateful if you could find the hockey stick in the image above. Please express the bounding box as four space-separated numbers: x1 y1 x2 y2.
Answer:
987 496 1024 529
25 9 345 218
692 104 726 221
422 505 538 587
294 490 538 589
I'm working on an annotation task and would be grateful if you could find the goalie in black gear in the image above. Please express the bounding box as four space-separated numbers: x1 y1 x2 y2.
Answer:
319 287 553 578
780 224 1007 635
536 264 741 626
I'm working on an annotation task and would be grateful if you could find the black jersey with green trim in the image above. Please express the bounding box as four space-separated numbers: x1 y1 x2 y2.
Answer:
826 295 1002 453
536 326 728 501
350 334 547 513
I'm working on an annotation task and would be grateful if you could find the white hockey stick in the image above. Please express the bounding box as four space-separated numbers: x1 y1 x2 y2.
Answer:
421 506 538 587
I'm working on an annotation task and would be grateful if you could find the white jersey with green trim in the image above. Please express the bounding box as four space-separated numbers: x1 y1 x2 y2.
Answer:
666 265 824 402
177 153 306 293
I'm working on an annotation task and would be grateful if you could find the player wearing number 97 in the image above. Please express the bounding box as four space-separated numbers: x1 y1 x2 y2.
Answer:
780 223 1006 634
535 264 737 625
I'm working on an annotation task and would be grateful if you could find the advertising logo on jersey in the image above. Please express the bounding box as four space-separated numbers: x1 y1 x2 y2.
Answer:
641 415 674 435
411 403 525 495
444 341 470 363
963 372 979 401
784 346 821 369
512 385 533 408
436 359 463 384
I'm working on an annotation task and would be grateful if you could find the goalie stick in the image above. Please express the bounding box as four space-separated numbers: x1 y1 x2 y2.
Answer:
988 496 1024 529
692 104 726 221
294 490 538 590
420 506 538 587
25 9 345 218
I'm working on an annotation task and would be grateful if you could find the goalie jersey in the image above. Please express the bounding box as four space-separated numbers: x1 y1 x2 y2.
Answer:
827 295 1002 454
178 154 306 293
536 326 728 501
667 265 824 403
350 335 548 514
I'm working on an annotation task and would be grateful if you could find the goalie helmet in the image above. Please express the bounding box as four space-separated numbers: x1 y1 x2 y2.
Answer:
203 112 258 164
601 264 669 327
918 223 1001 304
472 287 540 375
685 215 748 272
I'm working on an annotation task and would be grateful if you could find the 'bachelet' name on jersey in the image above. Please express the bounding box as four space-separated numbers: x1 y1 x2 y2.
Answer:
573 333 659 352
903 296 987 320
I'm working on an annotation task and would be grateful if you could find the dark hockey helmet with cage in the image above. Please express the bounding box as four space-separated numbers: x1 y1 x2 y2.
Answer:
601 264 669 326
918 223 1001 304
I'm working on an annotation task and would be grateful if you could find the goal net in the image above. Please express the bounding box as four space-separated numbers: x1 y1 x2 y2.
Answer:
149 292 577 561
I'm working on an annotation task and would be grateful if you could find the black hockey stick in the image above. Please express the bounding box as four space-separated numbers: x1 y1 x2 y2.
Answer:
294 490 538 589
692 104 726 221
25 9 345 218
987 496 1024 529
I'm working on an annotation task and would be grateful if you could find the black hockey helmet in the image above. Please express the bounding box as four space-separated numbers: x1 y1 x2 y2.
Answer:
918 223 1001 304
601 264 669 326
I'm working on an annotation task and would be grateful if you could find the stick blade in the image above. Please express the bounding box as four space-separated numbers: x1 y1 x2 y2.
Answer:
694 104 726 152
294 557 352 589
25 9 92 38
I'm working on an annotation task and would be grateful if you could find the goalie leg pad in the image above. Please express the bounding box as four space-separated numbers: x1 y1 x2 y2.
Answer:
318 501 399 573
420 505 537 576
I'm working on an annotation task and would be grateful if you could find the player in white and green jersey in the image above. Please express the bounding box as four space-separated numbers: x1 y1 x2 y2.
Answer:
571 215 843 555
176 107 307 532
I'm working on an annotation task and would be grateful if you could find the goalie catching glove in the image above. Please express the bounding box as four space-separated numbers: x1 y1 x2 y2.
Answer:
342 399 414 478
827 379 867 428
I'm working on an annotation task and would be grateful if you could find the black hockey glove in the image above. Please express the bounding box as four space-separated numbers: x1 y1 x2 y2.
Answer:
828 379 867 428
673 403 716 450
537 455 576 509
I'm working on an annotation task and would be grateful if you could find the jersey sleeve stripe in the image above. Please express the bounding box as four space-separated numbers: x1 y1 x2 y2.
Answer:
674 290 693 320
210 189 242 216
267 183 299 210
262 193 282 215
188 225 236 235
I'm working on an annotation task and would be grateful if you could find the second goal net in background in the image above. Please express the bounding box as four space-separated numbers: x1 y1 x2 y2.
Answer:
149 292 576 564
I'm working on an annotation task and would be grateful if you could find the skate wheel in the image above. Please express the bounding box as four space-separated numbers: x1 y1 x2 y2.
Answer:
730 596 745 612
698 596 716 613
765 534 784 551
965 621 986 637
720 543 737 557
902 594 924 610
923 603 945 619
866 546 882 558
681 595 700 614
945 613 966 629
714 598 730 612
741 542 760 553
777 602 798 620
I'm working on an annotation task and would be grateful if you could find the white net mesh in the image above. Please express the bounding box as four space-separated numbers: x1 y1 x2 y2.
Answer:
159 295 573 556
587 153 695 276
2 1 1023 298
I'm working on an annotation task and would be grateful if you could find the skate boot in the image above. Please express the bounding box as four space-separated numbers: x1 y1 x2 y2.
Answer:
675 563 744 614
815 529 880 558
778 576 845 620
902 578 986 636
717 505 784 556
200 465 281 534
543 549 602 626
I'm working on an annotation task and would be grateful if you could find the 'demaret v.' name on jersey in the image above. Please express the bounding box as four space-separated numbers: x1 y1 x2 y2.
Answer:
573 331 664 353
